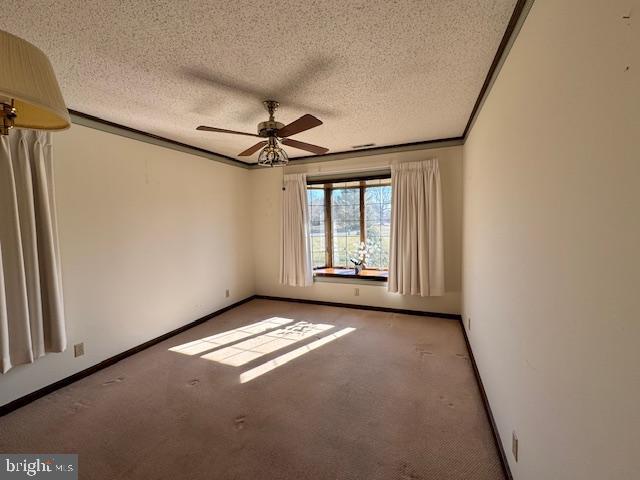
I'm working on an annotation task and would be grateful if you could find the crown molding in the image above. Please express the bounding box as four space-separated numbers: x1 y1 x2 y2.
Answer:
69 110 252 169
462 0 534 139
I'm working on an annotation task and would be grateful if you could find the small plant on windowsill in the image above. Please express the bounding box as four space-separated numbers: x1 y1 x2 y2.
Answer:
350 240 378 274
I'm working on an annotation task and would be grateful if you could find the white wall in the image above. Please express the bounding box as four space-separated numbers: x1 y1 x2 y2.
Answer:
462 1 640 479
0 125 254 405
251 147 463 314
0 128 461 407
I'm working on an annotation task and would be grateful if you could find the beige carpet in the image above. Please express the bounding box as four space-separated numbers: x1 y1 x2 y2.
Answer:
0 299 505 479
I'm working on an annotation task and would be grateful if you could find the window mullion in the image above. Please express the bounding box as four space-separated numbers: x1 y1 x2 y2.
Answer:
359 182 365 245
324 184 333 268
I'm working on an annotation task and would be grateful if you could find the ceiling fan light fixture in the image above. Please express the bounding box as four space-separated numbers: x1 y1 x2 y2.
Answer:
257 138 289 167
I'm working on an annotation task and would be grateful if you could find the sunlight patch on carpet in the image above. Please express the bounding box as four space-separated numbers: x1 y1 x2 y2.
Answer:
201 321 333 366
168 317 294 355
240 327 357 383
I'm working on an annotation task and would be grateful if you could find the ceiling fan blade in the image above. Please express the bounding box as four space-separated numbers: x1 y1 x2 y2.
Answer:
238 141 268 156
196 125 260 138
281 138 329 155
277 114 323 138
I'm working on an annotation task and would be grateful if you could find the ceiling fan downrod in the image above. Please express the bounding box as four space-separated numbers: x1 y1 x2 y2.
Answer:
258 100 284 137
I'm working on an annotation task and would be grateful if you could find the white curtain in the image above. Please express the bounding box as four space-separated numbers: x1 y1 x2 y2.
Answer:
388 159 444 296
279 173 313 287
0 129 66 373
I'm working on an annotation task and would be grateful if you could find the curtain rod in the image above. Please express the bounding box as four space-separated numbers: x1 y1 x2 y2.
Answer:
305 166 391 179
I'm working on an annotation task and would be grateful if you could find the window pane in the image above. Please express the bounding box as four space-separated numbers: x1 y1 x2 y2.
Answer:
308 188 324 206
331 187 361 267
365 186 382 201
332 204 346 235
364 185 391 270
345 204 360 235
382 202 391 227
309 206 323 235
343 187 359 206
382 186 392 204
312 246 325 268
333 235 348 267
347 235 361 264
381 236 390 269
307 189 326 268
365 235 380 268
365 203 381 236
331 188 347 206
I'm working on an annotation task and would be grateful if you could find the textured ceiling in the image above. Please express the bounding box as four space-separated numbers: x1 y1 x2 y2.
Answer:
1 1 517 162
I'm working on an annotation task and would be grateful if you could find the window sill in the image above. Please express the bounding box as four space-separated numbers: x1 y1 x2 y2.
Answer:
313 268 388 282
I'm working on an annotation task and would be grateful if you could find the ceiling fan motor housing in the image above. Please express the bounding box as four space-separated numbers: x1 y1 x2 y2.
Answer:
257 120 284 137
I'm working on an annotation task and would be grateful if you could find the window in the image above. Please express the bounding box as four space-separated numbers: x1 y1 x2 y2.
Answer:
307 188 326 268
307 176 391 273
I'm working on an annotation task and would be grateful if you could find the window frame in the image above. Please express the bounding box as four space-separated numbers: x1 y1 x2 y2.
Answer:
307 173 391 272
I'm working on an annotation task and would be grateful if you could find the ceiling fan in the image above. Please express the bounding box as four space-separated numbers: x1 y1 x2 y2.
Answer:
196 100 328 166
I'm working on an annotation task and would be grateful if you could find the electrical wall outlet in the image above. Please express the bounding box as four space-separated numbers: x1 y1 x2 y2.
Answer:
467 317 471 330
354 288 359 297
225 289 230 298
512 431 519 462
74 343 85 358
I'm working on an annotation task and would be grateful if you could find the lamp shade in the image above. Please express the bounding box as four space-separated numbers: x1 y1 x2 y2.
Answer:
0 30 70 130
